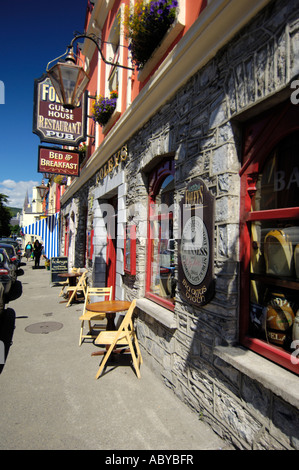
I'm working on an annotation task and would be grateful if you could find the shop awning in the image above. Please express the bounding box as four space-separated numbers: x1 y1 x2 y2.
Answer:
23 213 59 259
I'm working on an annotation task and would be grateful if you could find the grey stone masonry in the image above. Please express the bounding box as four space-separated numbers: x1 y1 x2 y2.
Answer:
59 0 299 450
123 0 299 450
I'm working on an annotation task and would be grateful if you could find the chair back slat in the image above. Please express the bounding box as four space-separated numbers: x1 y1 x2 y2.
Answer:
84 286 113 308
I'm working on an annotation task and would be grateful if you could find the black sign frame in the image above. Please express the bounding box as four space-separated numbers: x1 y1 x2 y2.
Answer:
32 74 87 146
38 145 80 177
50 256 68 284
178 178 215 307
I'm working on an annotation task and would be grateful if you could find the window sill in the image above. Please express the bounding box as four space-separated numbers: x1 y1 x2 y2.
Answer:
214 345 299 409
136 298 177 329
102 110 121 135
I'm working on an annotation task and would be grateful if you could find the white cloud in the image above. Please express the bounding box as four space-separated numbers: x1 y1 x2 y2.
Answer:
0 179 39 208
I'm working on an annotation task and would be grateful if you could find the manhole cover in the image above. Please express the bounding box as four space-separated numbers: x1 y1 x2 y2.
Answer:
25 322 63 334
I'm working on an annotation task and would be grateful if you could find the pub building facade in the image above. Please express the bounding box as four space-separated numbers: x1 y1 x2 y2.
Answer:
59 0 299 449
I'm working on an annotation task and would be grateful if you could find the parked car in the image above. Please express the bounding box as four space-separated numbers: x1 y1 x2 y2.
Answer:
0 282 5 314
0 246 17 282
0 238 22 264
0 248 15 312
0 243 20 270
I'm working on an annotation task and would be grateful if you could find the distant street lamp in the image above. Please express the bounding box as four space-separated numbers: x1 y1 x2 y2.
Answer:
46 33 134 110
36 181 49 201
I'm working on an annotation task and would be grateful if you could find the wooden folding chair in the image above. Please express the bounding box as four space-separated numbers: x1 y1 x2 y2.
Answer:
78 286 113 346
93 299 142 379
66 271 87 307
58 267 80 297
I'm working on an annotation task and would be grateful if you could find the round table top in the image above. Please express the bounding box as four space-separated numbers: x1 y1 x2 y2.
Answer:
58 272 81 278
86 300 131 313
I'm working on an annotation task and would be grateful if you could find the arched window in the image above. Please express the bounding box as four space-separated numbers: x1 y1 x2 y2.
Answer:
146 158 175 310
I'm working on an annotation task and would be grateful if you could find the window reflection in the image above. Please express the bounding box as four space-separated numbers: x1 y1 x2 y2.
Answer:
149 174 176 300
249 131 299 352
252 131 299 211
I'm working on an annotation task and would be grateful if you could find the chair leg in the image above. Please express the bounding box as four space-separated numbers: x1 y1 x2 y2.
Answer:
79 321 84 346
133 335 143 366
127 336 141 379
95 342 116 379
66 289 76 307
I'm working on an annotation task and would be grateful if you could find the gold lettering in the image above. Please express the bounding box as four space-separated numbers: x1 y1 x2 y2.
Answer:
108 158 114 173
41 84 49 101
114 151 121 167
120 145 127 161
98 145 128 180
185 187 204 205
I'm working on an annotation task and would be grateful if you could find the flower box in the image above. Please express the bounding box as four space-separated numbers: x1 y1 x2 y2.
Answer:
91 90 118 127
124 0 180 74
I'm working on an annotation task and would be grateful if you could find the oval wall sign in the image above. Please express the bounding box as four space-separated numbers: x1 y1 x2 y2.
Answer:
178 178 215 307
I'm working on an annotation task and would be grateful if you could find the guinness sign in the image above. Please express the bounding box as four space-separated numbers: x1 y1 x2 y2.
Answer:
178 179 215 306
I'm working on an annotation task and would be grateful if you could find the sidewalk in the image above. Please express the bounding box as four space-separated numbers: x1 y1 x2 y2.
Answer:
0 259 232 451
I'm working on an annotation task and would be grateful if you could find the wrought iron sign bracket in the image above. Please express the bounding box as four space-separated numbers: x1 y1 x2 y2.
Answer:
69 33 135 71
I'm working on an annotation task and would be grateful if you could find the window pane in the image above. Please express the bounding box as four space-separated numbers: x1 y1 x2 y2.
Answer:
252 131 299 211
250 219 299 350
149 174 175 301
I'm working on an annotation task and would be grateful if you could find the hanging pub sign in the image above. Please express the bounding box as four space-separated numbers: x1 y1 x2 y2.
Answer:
32 74 87 146
38 146 80 177
178 178 215 307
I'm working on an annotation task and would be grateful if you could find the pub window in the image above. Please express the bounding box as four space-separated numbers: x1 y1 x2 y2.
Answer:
146 158 175 310
106 5 125 109
240 101 299 374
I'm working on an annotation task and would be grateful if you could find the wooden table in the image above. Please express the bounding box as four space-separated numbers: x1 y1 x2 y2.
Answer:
58 272 81 303
86 300 131 356
86 300 131 330
58 272 81 286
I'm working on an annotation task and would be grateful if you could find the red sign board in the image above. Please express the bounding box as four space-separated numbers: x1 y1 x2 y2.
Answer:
33 74 87 146
38 146 80 177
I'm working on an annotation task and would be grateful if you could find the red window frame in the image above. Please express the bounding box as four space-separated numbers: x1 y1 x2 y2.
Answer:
87 229 94 261
64 216 69 257
239 100 299 374
124 224 136 275
146 158 175 310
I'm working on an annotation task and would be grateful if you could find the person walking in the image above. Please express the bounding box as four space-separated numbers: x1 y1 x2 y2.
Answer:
33 240 43 268
25 242 33 260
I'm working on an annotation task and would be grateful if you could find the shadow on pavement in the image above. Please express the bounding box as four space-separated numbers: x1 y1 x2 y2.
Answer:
0 308 16 374
7 280 23 302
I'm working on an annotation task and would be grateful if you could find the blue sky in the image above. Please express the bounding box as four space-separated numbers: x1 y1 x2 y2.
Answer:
0 0 87 208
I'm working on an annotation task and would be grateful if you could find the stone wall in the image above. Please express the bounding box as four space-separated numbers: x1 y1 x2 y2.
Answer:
59 0 299 450
123 0 299 449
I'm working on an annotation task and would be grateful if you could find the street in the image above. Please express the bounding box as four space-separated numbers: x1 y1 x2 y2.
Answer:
0 258 231 451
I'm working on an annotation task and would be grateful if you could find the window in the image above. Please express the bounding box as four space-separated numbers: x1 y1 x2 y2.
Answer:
105 5 126 119
64 216 69 257
240 101 299 374
107 26 120 94
146 158 175 310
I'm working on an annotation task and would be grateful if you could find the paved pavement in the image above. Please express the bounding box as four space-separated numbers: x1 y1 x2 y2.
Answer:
0 259 232 451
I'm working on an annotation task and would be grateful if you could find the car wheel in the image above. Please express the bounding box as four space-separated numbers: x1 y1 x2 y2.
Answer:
0 295 4 314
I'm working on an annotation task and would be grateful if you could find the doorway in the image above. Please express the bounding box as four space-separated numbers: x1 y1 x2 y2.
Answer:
106 196 117 299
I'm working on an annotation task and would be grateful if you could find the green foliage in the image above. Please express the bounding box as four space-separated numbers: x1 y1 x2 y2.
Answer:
0 193 12 237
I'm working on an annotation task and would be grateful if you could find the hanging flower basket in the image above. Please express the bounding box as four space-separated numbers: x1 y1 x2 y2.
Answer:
78 142 86 154
91 90 118 127
78 142 87 165
124 0 178 70
54 175 68 185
